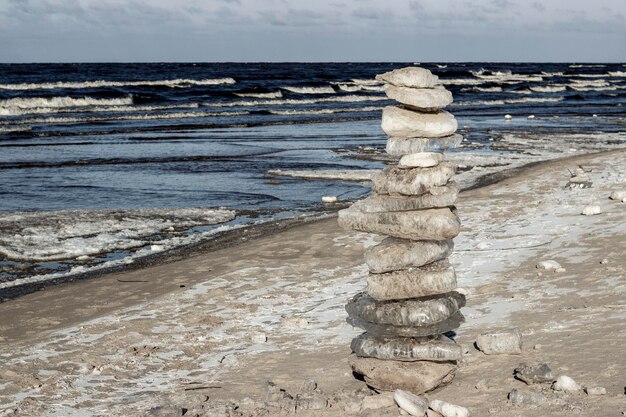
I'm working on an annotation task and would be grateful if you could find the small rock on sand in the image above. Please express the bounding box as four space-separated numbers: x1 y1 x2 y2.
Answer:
514 363 554 384
582 205 602 216
552 375 581 393
585 386 607 396
508 389 547 406
322 196 337 203
504 114 512 120
536 260 565 272
361 392 396 410
394 389 429 416
429 399 470 417
475 328 522 355
609 191 626 200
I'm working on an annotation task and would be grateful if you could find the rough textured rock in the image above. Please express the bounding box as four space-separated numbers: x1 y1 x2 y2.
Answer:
385 85 453 111
394 389 429 416
353 183 459 213
386 135 464 156
399 152 444 168
609 190 626 200
514 363 554 385
552 375 581 392
382 106 457 139
582 205 602 215
350 355 456 393
585 386 607 396
376 67 439 88
348 311 464 338
365 238 454 274
351 333 463 362
346 292 465 327
429 400 470 417
361 392 396 410
475 328 522 355
366 260 457 300
372 163 456 196
338 207 461 241
508 389 546 406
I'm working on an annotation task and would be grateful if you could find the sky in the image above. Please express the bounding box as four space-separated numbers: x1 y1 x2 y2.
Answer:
1 0 625 62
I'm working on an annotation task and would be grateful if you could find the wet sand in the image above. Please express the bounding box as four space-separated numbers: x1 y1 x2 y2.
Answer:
0 149 625 416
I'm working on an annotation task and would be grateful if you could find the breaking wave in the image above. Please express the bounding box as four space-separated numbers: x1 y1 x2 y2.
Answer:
529 86 567 93
455 97 564 106
0 78 236 91
234 91 283 99
281 86 335 94
461 86 503 93
206 95 389 108
0 96 134 111
0 102 199 117
267 106 382 116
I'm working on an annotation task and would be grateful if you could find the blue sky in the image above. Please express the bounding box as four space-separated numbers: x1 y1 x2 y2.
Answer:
1 0 625 62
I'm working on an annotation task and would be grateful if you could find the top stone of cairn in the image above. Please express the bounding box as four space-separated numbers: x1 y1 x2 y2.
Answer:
375 67 439 89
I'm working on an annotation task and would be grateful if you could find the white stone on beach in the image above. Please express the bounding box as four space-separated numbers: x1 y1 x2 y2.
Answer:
429 399 470 417
367 260 457 301
372 163 456 196
585 386 607 396
536 260 564 272
365 238 454 274
386 135 463 156
609 191 626 200
552 375 581 393
353 183 459 213
322 196 337 203
361 392 396 410
394 389 429 416
398 152 444 169
382 106 458 139
384 85 453 111
504 114 512 120
582 205 602 216
475 328 522 355
376 67 439 88
338 207 461 241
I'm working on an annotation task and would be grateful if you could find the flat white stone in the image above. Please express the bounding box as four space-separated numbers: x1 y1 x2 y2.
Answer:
372 163 455 196
552 375 581 392
609 190 626 200
386 135 463 156
394 389 429 416
352 333 463 362
382 106 457 139
365 238 453 274
398 152 444 168
429 400 470 417
475 328 522 355
376 67 439 88
581 205 601 215
353 183 459 213
385 85 452 111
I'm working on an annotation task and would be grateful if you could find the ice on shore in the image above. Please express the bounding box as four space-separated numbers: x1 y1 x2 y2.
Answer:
267 169 376 182
0 208 236 262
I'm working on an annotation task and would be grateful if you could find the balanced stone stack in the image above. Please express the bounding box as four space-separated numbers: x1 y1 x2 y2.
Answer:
338 67 465 394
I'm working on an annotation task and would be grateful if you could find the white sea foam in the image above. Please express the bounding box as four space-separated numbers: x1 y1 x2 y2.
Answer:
530 85 567 93
281 86 335 94
234 91 283 98
461 86 503 93
440 78 522 86
0 102 199 117
0 78 236 91
455 97 564 106
0 126 31 133
350 79 383 86
541 72 564 77
470 69 543 82
268 106 382 116
569 64 605 68
0 96 134 113
570 79 609 87
2 110 249 126
608 71 626 77
336 84 384 92
206 95 389 108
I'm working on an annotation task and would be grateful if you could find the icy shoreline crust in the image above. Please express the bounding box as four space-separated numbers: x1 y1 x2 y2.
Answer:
0 208 236 262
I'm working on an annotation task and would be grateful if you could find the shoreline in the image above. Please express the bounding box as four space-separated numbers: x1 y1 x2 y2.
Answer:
2 147 623 302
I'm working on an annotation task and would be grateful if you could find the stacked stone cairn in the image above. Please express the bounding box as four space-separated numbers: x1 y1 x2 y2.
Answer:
338 67 465 394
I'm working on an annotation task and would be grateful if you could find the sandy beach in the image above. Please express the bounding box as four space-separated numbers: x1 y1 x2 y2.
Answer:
1 148 624 416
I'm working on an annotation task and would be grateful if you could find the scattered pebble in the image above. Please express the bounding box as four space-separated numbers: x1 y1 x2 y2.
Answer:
430 399 470 417
362 392 396 410
475 328 522 355
394 389 429 416
581 205 602 216
609 191 626 201
552 375 581 393
508 388 547 406
536 260 565 273
585 386 607 396
504 114 512 120
250 333 268 343
514 363 554 385
322 196 338 203
600 258 609 265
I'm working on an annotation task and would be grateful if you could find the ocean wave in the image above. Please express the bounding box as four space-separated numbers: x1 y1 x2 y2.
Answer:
2 110 249 126
440 78 522 86
0 78 236 91
454 97 564 106
206 95 389 108
0 126 32 133
529 86 567 93
470 69 543 82
350 79 383 86
568 85 620 92
234 91 283 98
281 86 336 94
0 96 133 112
569 79 610 87
336 84 385 92
541 72 564 77
608 71 626 77
267 106 382 116
569 64 606 68
461 86 503 93
0 102 199 117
